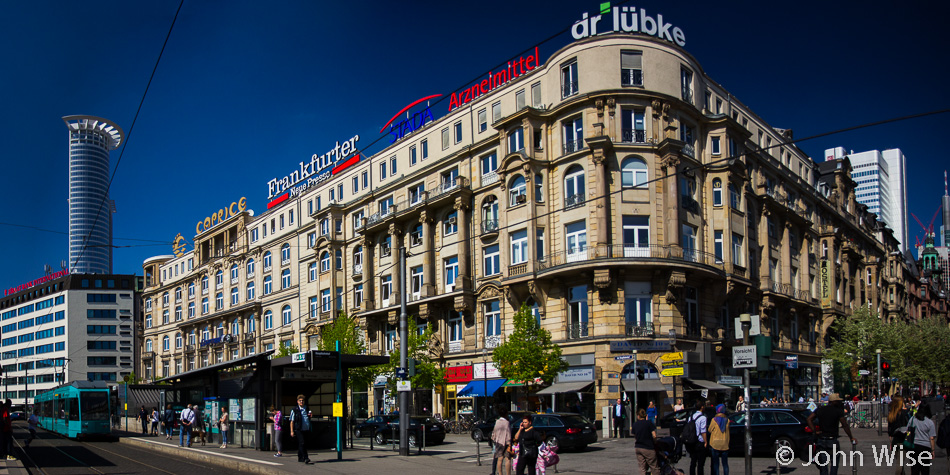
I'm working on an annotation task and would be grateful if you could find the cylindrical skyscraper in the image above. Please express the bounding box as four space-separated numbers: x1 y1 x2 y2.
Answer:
63 115 124 274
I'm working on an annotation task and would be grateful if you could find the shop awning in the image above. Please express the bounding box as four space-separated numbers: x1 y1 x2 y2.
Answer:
457 378 507 397
535 381 594 395
683 378 731 391
621 378 666 392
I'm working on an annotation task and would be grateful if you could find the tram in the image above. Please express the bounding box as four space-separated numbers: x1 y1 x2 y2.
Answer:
34 381 112 438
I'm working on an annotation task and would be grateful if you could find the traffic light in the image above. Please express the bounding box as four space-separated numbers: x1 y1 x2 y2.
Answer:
407 358 418 377
881 358 890 378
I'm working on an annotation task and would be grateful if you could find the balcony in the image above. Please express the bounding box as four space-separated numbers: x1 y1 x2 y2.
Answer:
567 323 590 340
448 340 462 354
482 172 499 187
621 129 647 144
485 335 502 349
142 351 155 360
563 139 584 155
482 219 499 234
621 69 643 87
564 194 585 209
681 195 699 213
507 262 529 278
353 264 363 276
625 322 655 338
244 332 255 342
537 244 725 273
429 177 465 201
682 143 695 158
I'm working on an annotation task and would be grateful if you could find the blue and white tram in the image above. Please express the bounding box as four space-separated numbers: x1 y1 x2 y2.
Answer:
34 381 112 438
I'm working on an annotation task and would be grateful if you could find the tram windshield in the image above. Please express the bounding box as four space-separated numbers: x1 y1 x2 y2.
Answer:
81 393 110 421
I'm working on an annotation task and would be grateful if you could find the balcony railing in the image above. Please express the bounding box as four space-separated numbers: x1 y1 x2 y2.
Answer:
564 194 585 209
482 219 499 234
482 171 499 187
621 69 643 87
621 129 647 144
682 143 695 158
563 139 584 155
244 332 255 342
626 322 655 337
567 322 590 340
142 351 155 360
448 340 462 353
508 262 529 277
485 335 502 349
681 195 699 213
537 244 725 272
353 264 363 275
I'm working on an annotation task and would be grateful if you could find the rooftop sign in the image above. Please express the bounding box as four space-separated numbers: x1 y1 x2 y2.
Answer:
266 134 361 207
5 269 69 296
571 4 685 47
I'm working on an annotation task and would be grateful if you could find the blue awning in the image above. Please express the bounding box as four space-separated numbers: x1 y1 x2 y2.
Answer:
457 378 507 397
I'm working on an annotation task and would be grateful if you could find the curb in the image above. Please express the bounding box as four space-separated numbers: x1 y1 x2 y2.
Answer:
119 437 280 475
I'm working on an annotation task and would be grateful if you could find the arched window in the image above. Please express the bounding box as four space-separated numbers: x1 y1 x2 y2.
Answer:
189 330 196 345
263 276 272 295
175 332 182 349
230 287 239 305
621 157 648 188
145 339 153 352
246 281 256 300
246 258 256 277
231 318 240 335
564 165 586 207
281 243 291 264
162 336 170 351
248 314 257 333
216 321 224 337
281 269 291 289
482 196 499 232
175 287 182 302
712 178 723 206
201 276 209 294
282 305 292 326
215 270 224 288
320 252 330 272
202 326 210 341
509 175 527 206
264 310 273 330
162 292 169 306
230 264 239 283
188 282 195 298
309 262 318 282
263 251 272 270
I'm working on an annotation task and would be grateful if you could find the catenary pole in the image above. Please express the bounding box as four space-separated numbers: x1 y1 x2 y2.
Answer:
741 313 752 475
398 247 409 456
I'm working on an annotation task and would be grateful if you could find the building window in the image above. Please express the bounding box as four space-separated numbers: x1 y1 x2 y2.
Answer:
732 234 744 267
264 311 273 330
680 68 693 103
485 300 501 337
481 153 498 178
449 312 463 343
201 297 209 315
562 116 583 155
421 139 428 159
682 224 697 262
568 285 588 338
188 301 195 318
531 82 541 107
263 251 272 271
390 156 397 175
246 281 256 301
321 289 331 313
536 229 545 261
685 286 698 333
729 184 740 210
621 157 648 187
767 216 777 239
230 287 239 305
409 183 425 205
714 230 724 263
320 252 330 272
510 230 528 265
621 108 646 143
281 244 291 264
444 256 459 291
386 324 396 354
410 266 423 299
561 60 578 98
509 175 527 207
484 244 500 276
354 284 363 308
215 292 224 310
381 235 392 257
381 275 392 306
482 197 499 232
282 305 291 326
564 165 585 208
711 136 721 155
622 216 649 257
508 127 524 153
565 220 588 262
712 178 723 206
263 276 272 295
410 145 417 166
309 297 318 319
491 101 501 123
454 121 462 144
145 314 152 329
162 336 169 352
281 269 291 289
621 51 643 86
477 108 487 133
624 282 652 333
336 250 343 270
380 160 388 180
308 262 318 282
410 223 423 247
444 211 458 236
441 127 449 150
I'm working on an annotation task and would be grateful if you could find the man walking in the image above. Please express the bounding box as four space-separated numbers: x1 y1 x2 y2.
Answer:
289 394 312 464
687 401 709 475
807 393 856 475
491 405 512 475
613 398 626 438
26 409 39 447
179 404 195 448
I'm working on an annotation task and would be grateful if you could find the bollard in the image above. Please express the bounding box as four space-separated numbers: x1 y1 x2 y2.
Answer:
370 427 374 451
851 440 857 475
476 431 481 465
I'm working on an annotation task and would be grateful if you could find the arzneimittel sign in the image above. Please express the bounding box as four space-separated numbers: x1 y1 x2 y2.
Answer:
571 4 685 47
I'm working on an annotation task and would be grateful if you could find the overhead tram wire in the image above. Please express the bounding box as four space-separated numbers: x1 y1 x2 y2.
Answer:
69 0 185 271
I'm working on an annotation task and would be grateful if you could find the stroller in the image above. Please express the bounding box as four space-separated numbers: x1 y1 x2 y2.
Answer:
654 436 685 475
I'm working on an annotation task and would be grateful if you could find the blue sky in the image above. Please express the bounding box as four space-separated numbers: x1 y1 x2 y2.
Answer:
2 0 949 289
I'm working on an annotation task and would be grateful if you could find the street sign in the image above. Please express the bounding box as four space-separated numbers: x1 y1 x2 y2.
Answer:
734 315 761 339
396 381 411 392
785 355 799 369
332 402 343 417
395 367 408 379
660 352 684 362
732 345 757 368
718 375 743 385
858 370 870 376
661 366 684 377
292 352 307 363
613 355 635 361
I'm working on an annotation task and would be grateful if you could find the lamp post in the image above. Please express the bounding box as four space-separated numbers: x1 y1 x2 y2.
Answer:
740 313 752 475
482 349 488 420
876 349 882 436
633 349 638 437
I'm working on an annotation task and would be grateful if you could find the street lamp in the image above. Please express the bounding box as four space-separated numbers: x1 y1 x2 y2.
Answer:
876 349 882 436
740 313 752 475
632 349 638 438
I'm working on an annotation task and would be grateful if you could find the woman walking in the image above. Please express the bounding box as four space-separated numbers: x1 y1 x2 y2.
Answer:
150 407 160 436
270 406 283 457
513 413 542 475
707 404 730 475
909 405 936 475
887 396 909 475
646 401 657 425
218 407 230 449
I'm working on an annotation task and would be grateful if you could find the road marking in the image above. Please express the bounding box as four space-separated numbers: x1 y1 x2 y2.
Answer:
131 437 284 466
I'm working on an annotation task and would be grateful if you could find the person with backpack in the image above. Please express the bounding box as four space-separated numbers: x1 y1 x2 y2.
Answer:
683 401 708 475
908 405 936 475
707 404 730 475
163 404 175 440
289 394 312 464
179 404 195 448
887 396 910 475
806 393 855 475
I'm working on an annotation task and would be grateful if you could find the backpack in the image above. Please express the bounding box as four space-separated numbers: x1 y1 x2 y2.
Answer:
681 413 700 445
937 416 950 449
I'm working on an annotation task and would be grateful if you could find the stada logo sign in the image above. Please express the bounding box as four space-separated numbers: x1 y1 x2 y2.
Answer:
571 2 685 47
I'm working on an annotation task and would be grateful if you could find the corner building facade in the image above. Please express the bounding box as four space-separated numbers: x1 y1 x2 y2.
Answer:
140 32 906 419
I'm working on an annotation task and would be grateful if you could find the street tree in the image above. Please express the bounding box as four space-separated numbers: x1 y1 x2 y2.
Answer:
317 311 381 390
492 303 568 391
381 316 444 395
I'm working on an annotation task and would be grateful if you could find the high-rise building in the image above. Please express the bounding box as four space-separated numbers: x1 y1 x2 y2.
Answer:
63 115 124 274
825 147 908 252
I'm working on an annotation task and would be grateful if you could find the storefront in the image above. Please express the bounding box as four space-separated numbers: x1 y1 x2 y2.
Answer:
456 362 504 420
619 360 666 412
442 365 473 421
536 366 595 420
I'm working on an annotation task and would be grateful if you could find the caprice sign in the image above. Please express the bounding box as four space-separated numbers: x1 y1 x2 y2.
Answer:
571 5 686 47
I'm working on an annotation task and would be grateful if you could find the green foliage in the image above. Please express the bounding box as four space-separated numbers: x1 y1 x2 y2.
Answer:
492 303 568 387
380 316 444 391
274 342 299 358
318 311 380 390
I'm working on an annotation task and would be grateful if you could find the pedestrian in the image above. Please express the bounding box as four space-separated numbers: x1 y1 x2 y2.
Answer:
163 404 175 440
887 396 909 475
735 396 746 413
0 400 13 460
633 408 660 475
491 405 512 475
138 405 148 434
806 393 856 475
218 407 229 449
908 404 936 475
646 401 657 425
194 406 207 446
612 398 626 438
289 394 312 464
179 404 195 447
269 405 283 457
513 413 542 475
707 404 730 475
674 399 685 412
151 407 160 435
686 400 708 475
26 408 39 448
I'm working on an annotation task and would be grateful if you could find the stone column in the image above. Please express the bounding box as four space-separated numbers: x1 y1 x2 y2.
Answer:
420 211 435 297
454 198 471 290
389 224 403 305
660 155 681 248
362 236 375 309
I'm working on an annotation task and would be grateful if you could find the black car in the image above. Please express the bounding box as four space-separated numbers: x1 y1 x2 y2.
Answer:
530 413 597 452
726 408 813 454
10 411 24 421
357 415 445 447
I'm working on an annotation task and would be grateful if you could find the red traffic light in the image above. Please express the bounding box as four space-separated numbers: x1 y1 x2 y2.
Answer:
881 362 890 370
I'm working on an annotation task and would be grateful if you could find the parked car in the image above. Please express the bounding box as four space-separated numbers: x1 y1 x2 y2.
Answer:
10 411 24 421
527 413 597 452
358 415 445 447
727 408 814 455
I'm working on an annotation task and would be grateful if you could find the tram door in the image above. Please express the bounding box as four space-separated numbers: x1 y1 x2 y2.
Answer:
55 399 68 434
